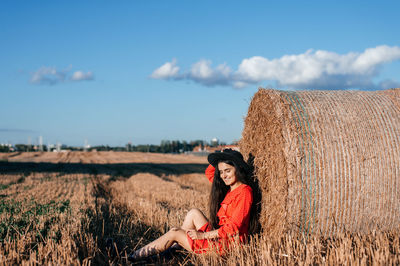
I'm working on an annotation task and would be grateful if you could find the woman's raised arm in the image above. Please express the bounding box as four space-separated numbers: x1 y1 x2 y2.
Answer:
205 164 215 183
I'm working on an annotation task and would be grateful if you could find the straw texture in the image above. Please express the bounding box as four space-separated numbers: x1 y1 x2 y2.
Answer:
240 88 400 238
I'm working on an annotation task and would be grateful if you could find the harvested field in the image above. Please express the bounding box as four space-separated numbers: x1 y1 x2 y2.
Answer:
240 88 400 238
0 151 399 265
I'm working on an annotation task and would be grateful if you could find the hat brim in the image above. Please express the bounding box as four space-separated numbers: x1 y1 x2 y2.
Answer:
208 153 235 166
207 152 249 171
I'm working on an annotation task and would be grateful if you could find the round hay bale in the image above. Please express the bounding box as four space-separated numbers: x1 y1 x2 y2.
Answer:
239 88 400 237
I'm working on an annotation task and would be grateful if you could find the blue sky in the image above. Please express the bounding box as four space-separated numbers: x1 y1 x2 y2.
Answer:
1 0 399 146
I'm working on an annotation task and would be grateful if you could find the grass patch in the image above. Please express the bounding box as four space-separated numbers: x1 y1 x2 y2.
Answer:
0 184 10 190
0 199 71 243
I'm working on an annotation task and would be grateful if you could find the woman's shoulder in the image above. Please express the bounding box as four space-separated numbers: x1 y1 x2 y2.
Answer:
239 184 253 194
232 184 253 198
227 184 253 207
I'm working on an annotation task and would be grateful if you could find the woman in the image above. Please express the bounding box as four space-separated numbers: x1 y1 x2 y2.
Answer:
128 149 259 261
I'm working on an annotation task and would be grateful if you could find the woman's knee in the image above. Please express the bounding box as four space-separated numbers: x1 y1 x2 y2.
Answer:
168 228 185 239
186 208 208 229
187 208 203 218
168 227 180 233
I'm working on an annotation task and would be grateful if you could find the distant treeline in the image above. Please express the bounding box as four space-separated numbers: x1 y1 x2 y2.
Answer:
0 139 227 154
125 140 218 153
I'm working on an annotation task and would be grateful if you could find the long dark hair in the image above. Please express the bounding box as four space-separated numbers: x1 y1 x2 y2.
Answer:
209 158 261 235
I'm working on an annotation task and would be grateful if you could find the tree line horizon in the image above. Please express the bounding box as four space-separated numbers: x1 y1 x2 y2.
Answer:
0 139 235 153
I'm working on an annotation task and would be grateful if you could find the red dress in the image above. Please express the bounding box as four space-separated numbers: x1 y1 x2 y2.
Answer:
187 165 253 254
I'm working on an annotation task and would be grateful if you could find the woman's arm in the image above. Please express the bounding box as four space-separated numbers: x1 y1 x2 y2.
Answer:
205 164 215 183
203 229 219 239
187 229 219 240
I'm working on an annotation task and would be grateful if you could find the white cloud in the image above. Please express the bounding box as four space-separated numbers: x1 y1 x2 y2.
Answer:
30 66 94 85
71 71 94 81
236 45 400 89
150 58 180 79
190 60 214 80
151 45 400 89
352 45 400 73
151 59 233 86
30 66 67 85
188 60 232 86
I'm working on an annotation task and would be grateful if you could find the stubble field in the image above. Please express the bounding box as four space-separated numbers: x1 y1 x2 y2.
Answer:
0 151 399 265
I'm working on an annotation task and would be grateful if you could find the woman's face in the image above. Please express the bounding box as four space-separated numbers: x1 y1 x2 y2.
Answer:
218 162 238 187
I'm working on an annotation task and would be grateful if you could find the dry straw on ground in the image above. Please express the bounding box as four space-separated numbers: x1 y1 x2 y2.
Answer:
240 88 400 238
1 152 399 264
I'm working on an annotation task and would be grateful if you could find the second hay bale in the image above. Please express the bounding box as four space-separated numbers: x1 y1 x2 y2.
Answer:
240 88 400 237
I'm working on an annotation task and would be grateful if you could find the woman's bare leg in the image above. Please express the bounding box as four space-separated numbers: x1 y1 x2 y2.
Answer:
181 208 208 231
129 228 191 260
129 209 208 260
167 208 208 250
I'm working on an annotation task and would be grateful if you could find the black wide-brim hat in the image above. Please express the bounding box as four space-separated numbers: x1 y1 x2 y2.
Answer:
207 149 250 171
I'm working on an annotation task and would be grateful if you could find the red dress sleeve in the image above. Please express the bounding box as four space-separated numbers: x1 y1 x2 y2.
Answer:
205 164 215 183
218 186 253 239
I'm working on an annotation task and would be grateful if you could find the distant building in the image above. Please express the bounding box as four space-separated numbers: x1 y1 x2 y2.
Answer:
192 144 239 154
211 137 219 147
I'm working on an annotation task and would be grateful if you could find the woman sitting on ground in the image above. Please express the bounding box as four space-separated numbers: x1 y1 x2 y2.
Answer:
128 149 259 261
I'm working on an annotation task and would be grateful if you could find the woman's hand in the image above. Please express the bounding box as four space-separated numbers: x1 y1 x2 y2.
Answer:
187 229 204 240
